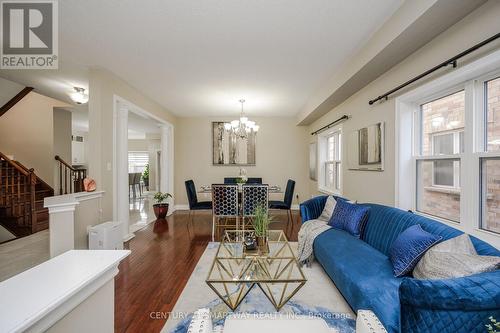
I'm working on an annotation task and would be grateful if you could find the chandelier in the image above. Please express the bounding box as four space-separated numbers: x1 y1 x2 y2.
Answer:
223 99 259 139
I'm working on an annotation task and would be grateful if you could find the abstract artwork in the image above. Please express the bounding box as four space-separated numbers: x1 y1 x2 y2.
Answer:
347 122 384 171
212 122 256 165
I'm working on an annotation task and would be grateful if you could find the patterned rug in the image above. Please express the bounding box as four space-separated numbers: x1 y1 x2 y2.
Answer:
162 242 355 333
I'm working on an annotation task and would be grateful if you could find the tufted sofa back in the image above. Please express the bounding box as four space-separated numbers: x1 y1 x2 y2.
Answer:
361 203 500 257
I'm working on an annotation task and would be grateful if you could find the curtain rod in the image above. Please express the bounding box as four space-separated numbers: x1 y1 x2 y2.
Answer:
368 32 500 105
311 115 349 135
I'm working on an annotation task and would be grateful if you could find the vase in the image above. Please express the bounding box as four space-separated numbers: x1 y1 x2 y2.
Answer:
256 235 268 254
153 203 169 219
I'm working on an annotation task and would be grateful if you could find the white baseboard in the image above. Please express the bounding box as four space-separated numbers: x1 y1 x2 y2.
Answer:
174 204 190 211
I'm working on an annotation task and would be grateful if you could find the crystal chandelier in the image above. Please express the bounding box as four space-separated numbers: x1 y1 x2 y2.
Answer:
223 99 259 139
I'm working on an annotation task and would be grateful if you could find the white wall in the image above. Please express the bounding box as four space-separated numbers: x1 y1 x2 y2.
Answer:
307 0 500 205
175 116 309 207
88 69 177 221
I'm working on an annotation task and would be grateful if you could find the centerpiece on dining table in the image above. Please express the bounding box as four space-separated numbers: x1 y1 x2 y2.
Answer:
235 168 248 188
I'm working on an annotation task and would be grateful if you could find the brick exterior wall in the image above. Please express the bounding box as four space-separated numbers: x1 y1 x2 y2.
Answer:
485 77 500 232
419 91 464 223
417 83 500 232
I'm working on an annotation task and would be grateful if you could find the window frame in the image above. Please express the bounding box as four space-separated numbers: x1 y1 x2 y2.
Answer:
396 52 500 247
317 126 342 195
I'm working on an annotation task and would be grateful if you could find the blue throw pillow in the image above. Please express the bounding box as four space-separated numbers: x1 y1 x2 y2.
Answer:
389 224 442 277
328 199 370 238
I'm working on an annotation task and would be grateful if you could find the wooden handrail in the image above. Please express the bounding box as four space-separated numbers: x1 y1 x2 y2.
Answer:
55 155 77 171
0 87 34 118
0 151 30 177
54 155 86 195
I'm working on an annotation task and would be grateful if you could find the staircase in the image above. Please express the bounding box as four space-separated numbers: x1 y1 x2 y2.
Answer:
0 152 54 239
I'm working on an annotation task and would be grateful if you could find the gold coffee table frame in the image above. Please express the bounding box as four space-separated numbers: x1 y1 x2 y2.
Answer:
206 230 307 311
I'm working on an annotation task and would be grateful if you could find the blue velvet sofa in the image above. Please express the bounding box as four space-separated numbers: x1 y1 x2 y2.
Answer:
300 195 500 333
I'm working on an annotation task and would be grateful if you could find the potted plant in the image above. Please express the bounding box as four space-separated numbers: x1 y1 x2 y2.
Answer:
142 164 150 190
153 192 172 219
252 205 272 254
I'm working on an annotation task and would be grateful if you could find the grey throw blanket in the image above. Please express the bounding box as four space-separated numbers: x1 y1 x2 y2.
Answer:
297 219 331 266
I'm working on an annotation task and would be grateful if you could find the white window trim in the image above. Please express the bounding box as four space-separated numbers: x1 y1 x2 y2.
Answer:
317 126 342 195
395 49 500 248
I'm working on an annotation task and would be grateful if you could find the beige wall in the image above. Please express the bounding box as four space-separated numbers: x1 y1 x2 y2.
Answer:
174 116 309 207
307 0 500 205
0 91 70 186
88 69 177 220
53 108 72 192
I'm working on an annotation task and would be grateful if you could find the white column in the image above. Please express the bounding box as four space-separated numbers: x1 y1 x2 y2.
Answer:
116 107 132 241
160 124 173 215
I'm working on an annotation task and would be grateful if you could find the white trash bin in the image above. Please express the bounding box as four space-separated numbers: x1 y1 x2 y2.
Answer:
89 221 124 250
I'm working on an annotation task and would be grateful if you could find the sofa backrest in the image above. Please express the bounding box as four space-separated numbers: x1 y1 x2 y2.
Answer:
361 203 500 257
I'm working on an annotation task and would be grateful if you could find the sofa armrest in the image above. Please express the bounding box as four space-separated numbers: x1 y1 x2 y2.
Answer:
299 196 327 223
400 271 500 332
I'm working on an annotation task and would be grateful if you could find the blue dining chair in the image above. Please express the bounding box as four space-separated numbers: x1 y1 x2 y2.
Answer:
268 179 296 234
185 180 212 230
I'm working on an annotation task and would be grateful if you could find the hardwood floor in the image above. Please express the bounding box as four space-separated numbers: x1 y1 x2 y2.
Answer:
114 209 301 333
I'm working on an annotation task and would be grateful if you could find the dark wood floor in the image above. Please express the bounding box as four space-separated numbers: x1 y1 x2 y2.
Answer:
114 209 301 333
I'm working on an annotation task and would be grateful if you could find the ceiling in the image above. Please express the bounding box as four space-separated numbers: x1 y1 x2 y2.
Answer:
1 0 404 118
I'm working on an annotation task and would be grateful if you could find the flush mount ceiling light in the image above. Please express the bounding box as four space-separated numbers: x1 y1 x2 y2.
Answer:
223 99 259 139
70 87 89 105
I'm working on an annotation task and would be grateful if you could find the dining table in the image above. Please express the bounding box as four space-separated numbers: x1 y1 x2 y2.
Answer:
197 185 283 194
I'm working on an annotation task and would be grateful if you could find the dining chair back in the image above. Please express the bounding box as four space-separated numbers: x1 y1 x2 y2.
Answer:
283 179 296 209
224 177 238 184
242 184 269 216
185 180 198 208
247 177 263 184
212 184 239 241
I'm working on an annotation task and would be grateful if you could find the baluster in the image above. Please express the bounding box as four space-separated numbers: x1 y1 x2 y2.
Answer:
17 170 21 219
29 172 36 233
59 162 63 195
64 166 68 194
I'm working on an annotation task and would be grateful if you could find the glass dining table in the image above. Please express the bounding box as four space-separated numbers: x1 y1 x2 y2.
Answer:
197 185 283 194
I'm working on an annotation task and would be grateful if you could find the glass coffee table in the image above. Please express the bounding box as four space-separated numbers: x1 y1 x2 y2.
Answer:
206 230 307 311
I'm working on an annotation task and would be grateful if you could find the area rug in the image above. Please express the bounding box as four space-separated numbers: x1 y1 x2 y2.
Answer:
161 242 355 333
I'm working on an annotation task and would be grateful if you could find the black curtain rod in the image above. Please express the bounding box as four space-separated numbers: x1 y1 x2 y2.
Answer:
311 115 349 135
368 32 500 105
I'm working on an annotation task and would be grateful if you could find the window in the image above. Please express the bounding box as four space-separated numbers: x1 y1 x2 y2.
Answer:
486 77 500 152
398 54 500 244
481 76 500 234
415 91 464 222
318 129 342 194
431 131 463 188
128 151 149 173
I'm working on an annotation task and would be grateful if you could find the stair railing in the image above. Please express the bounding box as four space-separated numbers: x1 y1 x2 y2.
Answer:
54 156 86 195
0 152 37 233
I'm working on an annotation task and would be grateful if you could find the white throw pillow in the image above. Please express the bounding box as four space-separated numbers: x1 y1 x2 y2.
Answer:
318 196 337 221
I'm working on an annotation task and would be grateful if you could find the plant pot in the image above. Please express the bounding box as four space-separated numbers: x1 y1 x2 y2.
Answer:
153 203 169 219
256 235 268 255
143 178 149 189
